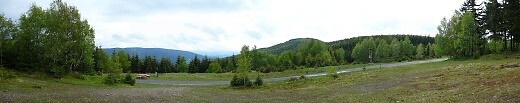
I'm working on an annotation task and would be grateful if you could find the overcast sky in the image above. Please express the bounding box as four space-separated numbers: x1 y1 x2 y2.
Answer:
1 0 467 56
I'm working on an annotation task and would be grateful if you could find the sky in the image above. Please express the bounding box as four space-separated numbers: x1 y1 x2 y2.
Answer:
1 0 467 56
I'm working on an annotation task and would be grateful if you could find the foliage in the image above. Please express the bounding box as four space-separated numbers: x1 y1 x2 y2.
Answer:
456 11 482 57
0 67 17 80
24 1 94 76
230 45 253 87
188 55 200 73
104 73 120 85
159 56 174 73
0 14 18 68
298 39 333 67
230 74 252 87
351 37 376 63
333 48 346 64
258 38 310 55
94 47 113 75
435 0 520 58
124 72 136 86
225 59 235 72
176 56 189 73
399 37 415 60
253 75 263 86
329 35 434 63
327 67 339 79
206 59 223 73
416 43 425 59
200 56 210 73
375 39 391 62
117 50 131 72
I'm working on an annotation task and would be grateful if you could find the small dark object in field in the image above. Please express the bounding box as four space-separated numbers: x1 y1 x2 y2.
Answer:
300 75 306 79
32 86 42 89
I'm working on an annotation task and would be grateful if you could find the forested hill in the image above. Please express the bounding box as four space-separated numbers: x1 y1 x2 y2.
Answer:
327 35 434 62
103 48 203 62
258 35 434 55
258 38 322 54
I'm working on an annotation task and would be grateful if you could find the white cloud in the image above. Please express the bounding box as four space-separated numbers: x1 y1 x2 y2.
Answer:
0 0 468 56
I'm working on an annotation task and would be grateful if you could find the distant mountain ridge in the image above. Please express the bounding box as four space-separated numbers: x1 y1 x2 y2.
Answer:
258 38 323 55
257 35 434 56
103 47 203 62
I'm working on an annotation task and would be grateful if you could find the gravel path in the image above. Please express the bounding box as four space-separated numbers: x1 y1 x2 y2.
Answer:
137 58 448 85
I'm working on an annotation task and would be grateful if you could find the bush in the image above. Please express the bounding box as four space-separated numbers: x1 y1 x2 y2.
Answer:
328 67 339 79
104 73 120 85
288 77 300 81
230 74 252 87
0 67 17 80
479 54 506 60
124 72 136 86
253 76 263 86
71 72 88 80
300 75 306 79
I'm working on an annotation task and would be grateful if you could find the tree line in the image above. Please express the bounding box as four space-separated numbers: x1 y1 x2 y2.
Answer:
435 0 520 58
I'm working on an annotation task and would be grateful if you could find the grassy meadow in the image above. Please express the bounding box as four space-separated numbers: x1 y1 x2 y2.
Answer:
0 57 518 102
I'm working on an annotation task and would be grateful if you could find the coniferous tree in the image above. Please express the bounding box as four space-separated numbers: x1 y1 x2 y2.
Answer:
188 55 200 73
200 56 210 73
175 56 188 73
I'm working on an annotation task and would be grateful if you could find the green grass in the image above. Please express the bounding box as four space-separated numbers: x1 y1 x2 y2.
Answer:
1 57 518 102
176 58 520 102
147 63 378 81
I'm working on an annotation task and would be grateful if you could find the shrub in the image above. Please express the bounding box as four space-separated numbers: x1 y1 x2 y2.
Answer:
328 67 339 79
230 74 252 87
253 76 263 86
124 72 136 86
300 75 306 79
104 73 120 85
71 72 88 80
288 77 299 81
0 67 17 80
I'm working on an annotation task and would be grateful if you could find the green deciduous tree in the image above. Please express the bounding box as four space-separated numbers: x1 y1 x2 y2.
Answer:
206 59 222 73
279 51 295 70
94 47 112 75
375 39 390 62
116 50 131 72
456 11 482 57
399 36 415 60
351 37 376 63
333 48 346 64
231 45 253 87
0 14 18 68
416 43 425 59
390 38 400 59
297 39 332 67
15 0 95 76
225 59 235 72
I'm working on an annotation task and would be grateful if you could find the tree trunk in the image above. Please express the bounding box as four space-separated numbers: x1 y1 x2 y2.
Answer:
504 32 508 52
